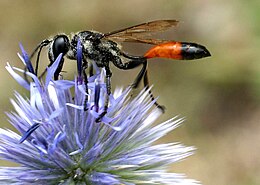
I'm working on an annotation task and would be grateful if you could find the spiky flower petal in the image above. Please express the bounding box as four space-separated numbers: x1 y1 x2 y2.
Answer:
0 45 199 184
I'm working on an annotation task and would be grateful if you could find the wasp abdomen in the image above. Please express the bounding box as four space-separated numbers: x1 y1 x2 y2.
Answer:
144 42 211 60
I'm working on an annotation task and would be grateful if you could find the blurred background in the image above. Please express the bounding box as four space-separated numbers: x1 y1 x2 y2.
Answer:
0 0 259 184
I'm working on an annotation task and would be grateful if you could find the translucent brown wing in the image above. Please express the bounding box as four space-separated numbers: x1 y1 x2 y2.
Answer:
104 20 179 45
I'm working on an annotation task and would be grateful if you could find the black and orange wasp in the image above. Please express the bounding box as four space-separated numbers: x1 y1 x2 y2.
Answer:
29 20 211 121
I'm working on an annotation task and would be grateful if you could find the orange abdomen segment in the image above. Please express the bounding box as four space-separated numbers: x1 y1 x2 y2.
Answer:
144 42 183 60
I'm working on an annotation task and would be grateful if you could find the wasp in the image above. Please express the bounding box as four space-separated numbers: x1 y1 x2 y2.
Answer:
29 20 211 121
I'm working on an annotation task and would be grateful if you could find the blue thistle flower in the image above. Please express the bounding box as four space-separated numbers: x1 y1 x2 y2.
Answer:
0 44 199 184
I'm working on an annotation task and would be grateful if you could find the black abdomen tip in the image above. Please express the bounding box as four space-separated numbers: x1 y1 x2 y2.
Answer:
181 42 211 60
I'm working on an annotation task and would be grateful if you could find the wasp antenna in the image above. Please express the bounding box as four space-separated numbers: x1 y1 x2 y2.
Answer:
30 39 51 59
30 39 51 76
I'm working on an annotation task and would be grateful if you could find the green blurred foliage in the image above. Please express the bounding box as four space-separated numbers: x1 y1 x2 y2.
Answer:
0 0 259 184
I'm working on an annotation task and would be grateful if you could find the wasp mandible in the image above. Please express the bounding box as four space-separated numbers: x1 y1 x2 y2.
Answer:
29 20 211 121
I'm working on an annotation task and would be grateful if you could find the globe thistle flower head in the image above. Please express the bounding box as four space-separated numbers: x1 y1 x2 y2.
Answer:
0 44 199 184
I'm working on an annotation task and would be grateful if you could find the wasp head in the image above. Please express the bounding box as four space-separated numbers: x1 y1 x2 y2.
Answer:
48 34 70 64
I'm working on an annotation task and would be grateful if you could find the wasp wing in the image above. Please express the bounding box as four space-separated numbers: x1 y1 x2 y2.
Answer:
104 20 179 45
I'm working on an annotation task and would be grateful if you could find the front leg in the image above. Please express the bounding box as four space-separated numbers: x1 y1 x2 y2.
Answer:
82 58 89 111
96 65 112 122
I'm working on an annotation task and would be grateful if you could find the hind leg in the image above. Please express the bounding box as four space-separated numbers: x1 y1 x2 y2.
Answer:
114 53 165 112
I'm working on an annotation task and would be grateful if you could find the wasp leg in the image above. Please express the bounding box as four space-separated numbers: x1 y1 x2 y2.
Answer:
128 60 165 113
120 53 165 113
89 61 94 77
82 58 89 111
83 61 96 111
143 68 165 113
53 57 65 80
96 66 112 122
131 60 147 88
120 52 147 87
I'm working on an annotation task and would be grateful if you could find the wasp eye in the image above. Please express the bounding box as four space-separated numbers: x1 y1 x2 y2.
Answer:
52 35 70 59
